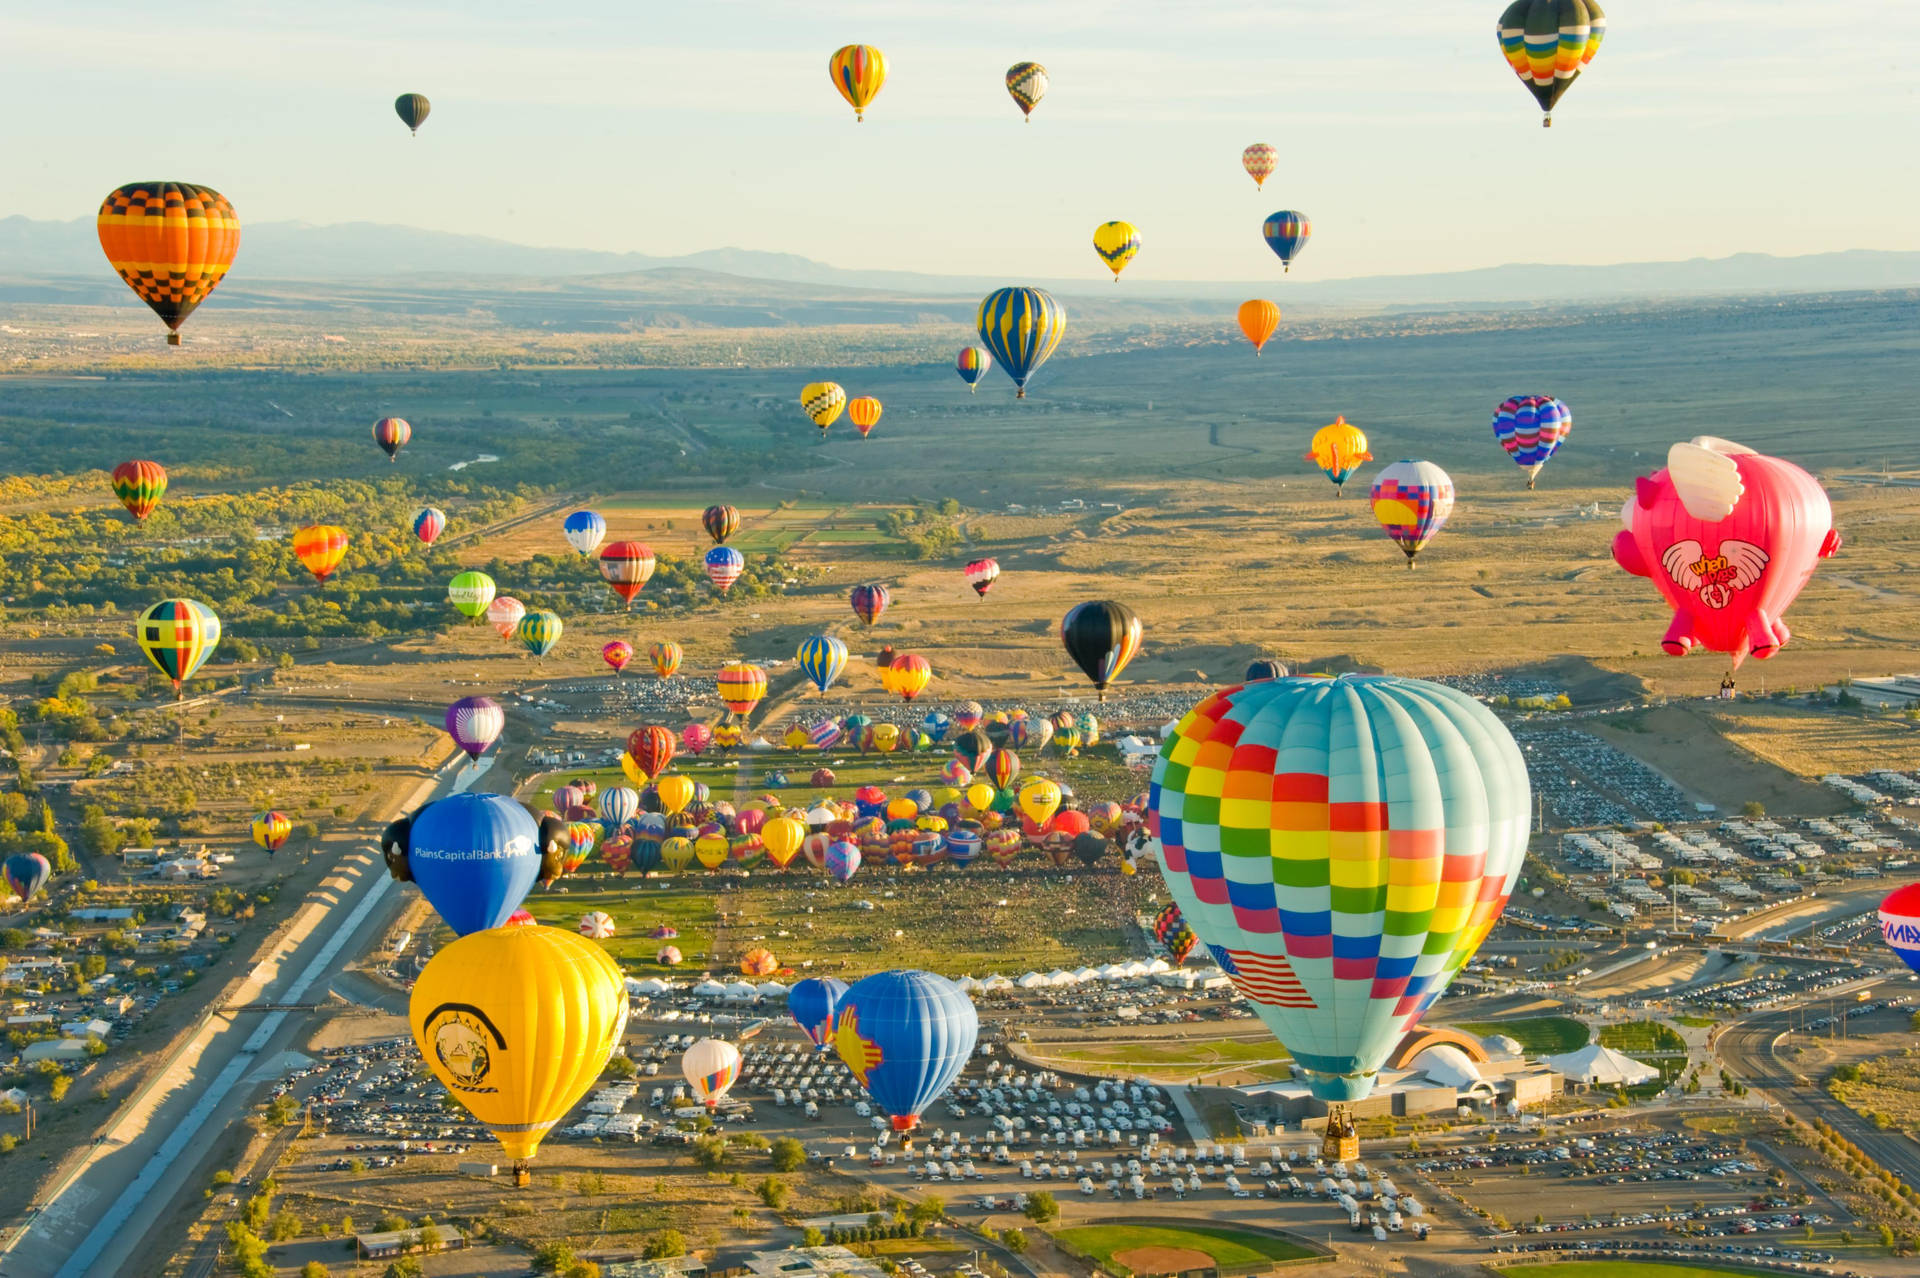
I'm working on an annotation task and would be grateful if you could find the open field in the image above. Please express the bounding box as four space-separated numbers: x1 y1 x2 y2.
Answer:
1052 1223 1316 1271
1708 704 1920 777
1505 1265 1787 1278
1031 1036 1295 1084
1456 1017 1592 1055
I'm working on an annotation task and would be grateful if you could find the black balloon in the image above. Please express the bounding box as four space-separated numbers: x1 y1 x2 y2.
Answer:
1060 600 1143 698
394 93 431 135
1245 658 1289 682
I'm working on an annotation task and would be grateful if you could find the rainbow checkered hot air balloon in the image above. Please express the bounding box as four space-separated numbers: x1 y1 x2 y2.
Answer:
1148 674 1530 1101
1492 395 1572 489
1369 460 1455 567
136 598 221 696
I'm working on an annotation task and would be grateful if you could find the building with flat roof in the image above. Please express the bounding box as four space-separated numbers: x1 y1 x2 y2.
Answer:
353 1226 467 1260
608 1248 888 1278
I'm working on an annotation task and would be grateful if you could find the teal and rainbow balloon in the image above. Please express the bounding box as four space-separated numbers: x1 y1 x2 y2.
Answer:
976 287 1066 399
1497 0 1606 128
1262 211 1311 273
797 635 850 694
1147 674 1530 1101
1369 460 1454 567
1492 395 1571 488
955 347 991 394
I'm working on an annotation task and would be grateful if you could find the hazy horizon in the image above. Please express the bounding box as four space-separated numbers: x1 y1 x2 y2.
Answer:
7 1 1918 288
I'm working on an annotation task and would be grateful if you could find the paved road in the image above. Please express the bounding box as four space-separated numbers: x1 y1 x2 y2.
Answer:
0 756 491 1278
179 1122 302 1278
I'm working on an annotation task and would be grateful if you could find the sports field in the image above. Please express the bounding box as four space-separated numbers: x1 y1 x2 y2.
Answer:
1053 1224 1314 1273
1455 1016 1591 1055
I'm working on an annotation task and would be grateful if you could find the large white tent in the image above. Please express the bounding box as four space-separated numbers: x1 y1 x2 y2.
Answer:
1546 1043 1659 1087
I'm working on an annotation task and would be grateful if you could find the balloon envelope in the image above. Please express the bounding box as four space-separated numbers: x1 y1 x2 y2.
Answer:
97 182 239 343
3 852 52 900
789 977 850 1050
111 460 167 521
977 287 1066 398
445 696 504 761
683 1037 742 1106
563 510 607 555
407 793 543 935
1370 460 1455 565
1880 884 1920 974
833 970 979 1131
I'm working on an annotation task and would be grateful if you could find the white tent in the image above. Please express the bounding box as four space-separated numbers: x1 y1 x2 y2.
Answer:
1073 966 1102 983
955 976 984 992
628 977 672 995
1121 959 1152 977
1158 720 1180 739
692 979 727 998
722 981 760 1002
1546 1043 1659 1087
1145 958 1171 974
1046 969 1077 986
1016 972 1048 990
747 736 775 751
756 980 788 999
1115 735 1157 758
983 974 1015 991
1096 963 1126 980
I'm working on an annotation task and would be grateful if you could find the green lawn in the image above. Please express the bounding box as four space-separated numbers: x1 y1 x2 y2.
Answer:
1053 1224 1314 1272
1511 1263 1773 1278
1455 1016 1591 1055
520 882 719 970
1598 1021 1687 1055
1672 1015 1719 1028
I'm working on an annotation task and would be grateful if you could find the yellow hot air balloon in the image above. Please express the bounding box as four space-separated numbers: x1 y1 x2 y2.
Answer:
966 782 996 813
1304 416 1374 495
661 836 696 871
828 44 888 121
657 774 695 815
409 926 626 1181
695 831 730 870
801 382 847 435
619 752 649 788
763 815 806 868
1019 777 1062 826
1092 221 1140 282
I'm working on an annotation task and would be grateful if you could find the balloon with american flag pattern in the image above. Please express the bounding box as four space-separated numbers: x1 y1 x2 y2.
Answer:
1147 673 1530 1102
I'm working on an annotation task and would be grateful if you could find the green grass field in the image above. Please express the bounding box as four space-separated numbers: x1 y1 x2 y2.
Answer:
1053 1224 1313 1272
1598 1021 1687 1055
1036 1037 1293 1084
520 883 719 968
1509 1263 1771 1278
1455 1016 1591 1055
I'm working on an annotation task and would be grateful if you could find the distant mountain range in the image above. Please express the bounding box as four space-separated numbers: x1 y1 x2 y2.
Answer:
3 213 1917 309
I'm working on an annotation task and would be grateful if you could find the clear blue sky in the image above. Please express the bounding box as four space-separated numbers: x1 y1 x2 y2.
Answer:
6 1 1916 282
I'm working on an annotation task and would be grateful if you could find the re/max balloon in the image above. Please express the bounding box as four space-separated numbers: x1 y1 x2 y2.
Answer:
1150 674 1529 1100
788 976 849 1051
1880 883 1920 974
833 970 978 1133
405 793 543 935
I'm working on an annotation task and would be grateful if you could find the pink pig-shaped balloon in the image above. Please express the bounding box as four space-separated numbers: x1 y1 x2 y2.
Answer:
1614 436 1839 668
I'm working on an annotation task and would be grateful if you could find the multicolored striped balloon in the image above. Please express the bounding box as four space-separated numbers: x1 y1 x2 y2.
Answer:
1148 674 1530 1100
977 287 1066 399
717 662 768 718
412 506 447 546
251 810 291 854
1497 0 1606 128
599 541 656 608
963 558 1000 598
848 396 883 440
955 346 992 394
371 417 411 461
1492 395 1571 488
850 583 890 627
1242 142 1278 188
828 44 888 121
110 460 167 521
649 641 683 679
1262 211 1312 272
516 610 563 658
292 525 348 583
96 181 239 345
808 718 844 750
1060 600 1143 699
1369 460 1455 567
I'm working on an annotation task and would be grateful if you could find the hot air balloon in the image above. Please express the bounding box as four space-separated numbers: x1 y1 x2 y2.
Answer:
599 541 657 608
658 774 696 816
563 823 596 873
649 641 683 679
952 729 992 775
484 595 523 640
797 636 849 694
251 811 291 854
1092 222 1140 282
960 558 1001 599
603 641 633 675
1370 460 1455 567
1305 417 1373 494
682 722 713 756
1005 61 1048 120
824 840 861 885
1881 884 1920 974
789 977 849 1051
411 925 626 1181
718 662 769 718
956 347 992 394
2 852 51 902
580 911 616 939
763 815 806 869
516 611 564 658
1060 600 1143 700
703 505 740 545
885 654 932 702
682 1038 742 1107
848 396 883 440
850 583 890 627
563 510 606 556
136 598 221 696
953 702 984 733
445 695 504 762
1497 0 1606 128
1493 395 1572 488
660 837 695 872
1010 716 1051 752
412 506 447 546
1018 778 1061 826
398 793 544 935
833 970 978 1136
97 181 239 345
449 571 496 620
1237 300 1281 356
1262 210 1311 272
372 417 411 461
740 947 779 977
705 546 745 594
977 287 1066 399
801 382 847 435
1150 674 1530 1102
1242 142 1278 188
110 460 167 521
292 525 348 584
1612 437 1839 670
828 44 888 121
394 93 431 135
990 749 1021 791
695 832 729 869
630 726 675 778
1246 658 1289 682
656 945 683 965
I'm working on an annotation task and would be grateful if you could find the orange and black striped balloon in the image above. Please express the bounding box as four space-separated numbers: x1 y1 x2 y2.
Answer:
96 182 240 345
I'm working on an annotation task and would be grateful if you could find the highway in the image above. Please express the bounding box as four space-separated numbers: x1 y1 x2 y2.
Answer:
0 756 492 1278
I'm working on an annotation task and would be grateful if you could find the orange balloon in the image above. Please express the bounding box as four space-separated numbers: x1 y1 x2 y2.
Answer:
292 525 349 583
1237 300 1281 356
97 182 241 346
847 396 883 440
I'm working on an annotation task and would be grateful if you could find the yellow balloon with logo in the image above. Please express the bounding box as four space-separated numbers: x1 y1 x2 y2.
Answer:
660 836 696 872
1019 777 1062 825
762 815 806 868
657 774 695 815
409 926 627 1179
695 831 730 869
966 783 996 813
619 752 649 787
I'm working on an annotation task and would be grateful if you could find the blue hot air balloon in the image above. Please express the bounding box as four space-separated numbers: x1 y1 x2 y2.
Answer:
945 827 981 866
788 976 850 1052
1261 210 1312 272
796 635 850 695
833 969 979 1135
405 793 542 935
976 287 1066 399
3 852 52 901
563 509 607 556
919 711 951 743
